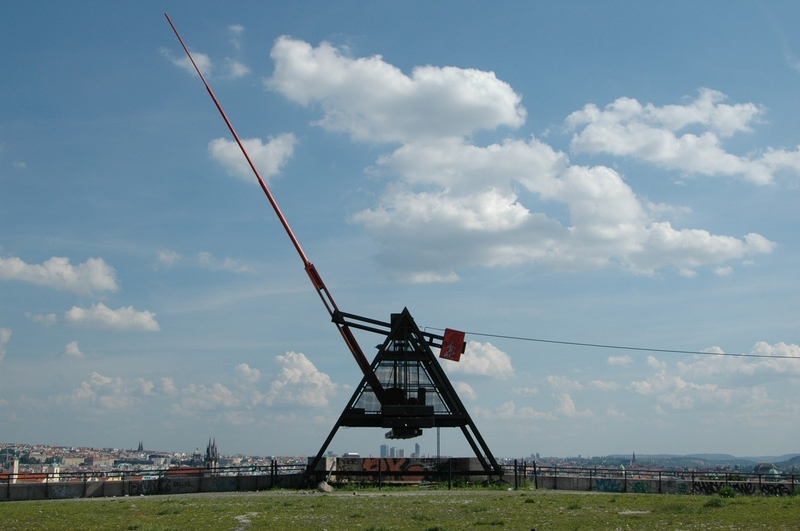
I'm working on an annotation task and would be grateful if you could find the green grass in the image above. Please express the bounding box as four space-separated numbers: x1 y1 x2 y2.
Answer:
1 488 799 530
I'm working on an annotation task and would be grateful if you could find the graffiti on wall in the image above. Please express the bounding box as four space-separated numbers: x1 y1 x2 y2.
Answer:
48 484 83 499
592 479 623 493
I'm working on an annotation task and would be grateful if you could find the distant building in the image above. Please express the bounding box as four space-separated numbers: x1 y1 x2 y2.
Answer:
204 438 219 472
380 444 388 458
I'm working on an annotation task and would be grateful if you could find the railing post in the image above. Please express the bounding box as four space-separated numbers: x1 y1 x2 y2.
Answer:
378 458 382 490
658 471 662 494
533 461 538 489
448 458 452 490
514 460 518 490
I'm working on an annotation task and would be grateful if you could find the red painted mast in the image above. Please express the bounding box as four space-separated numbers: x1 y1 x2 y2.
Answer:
165 13 372 377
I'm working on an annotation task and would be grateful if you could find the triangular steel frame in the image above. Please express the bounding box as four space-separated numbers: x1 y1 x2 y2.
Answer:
306 308 503 480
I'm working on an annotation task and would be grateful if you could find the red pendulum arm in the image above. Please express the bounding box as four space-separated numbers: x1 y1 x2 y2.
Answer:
165 13 372 377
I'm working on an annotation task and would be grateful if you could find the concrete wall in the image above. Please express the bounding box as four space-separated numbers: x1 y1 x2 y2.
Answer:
1 472 305 501
532 474 796 496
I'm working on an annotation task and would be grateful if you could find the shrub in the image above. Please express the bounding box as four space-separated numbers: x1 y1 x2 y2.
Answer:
718 485 736 498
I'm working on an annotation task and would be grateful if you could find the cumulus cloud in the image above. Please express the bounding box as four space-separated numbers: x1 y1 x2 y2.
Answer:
61 372 154 410
172 383 240 415
608 355 634 366
64 303 160 332
157 249 181 268
235 363 261 385
0 327 10 364
226 59 250 78
28 313 57 326
197 251 255 274
161 46 212 77
265 40 779 282
626 367 759 410
444 341 514 379
546 375 584 391
677 341 800 377
566 88 800 184
588 380 619 391
477 400 555 420
61 341 85 359
266 36 526 143
454 381 477 400
554 393 593 417
208 134 296 183
0 255 118 295
261 351 338 407
229 23 244 49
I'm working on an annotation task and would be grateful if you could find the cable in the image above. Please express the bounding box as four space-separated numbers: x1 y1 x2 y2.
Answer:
426 328 799 360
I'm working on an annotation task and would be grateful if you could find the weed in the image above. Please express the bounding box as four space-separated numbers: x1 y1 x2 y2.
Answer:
718 485 736 498
703 497 724 508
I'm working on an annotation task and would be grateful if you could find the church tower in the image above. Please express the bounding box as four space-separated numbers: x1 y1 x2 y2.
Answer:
204 438 219 472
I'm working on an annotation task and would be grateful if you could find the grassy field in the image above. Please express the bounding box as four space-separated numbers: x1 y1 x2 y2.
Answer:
1 486 799 530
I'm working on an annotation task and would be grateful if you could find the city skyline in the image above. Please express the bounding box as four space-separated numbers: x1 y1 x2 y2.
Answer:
2 2 800 459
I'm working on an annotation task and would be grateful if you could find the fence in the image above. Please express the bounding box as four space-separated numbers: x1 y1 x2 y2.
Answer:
3 460 798 501
513 462 798 497
1 462 306 501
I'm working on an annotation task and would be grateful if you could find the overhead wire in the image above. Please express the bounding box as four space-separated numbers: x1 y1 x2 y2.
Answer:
426 328 799 360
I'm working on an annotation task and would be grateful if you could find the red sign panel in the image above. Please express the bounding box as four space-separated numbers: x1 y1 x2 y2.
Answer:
439 328 466 362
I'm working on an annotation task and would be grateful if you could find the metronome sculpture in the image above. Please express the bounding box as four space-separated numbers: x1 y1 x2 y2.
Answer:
166 14 503 480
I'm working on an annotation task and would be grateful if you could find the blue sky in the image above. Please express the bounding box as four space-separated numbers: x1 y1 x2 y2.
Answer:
2 1 799 459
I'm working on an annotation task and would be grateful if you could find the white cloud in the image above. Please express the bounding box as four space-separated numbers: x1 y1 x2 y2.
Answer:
266 40 778 282
714 266 733 276
454 381 476 400
444 341 514 379
161 377 178 396
235 363 261 385
587 380 619 391
174 382 240 415
208 133 296 183
627 368 745 410
61 341 85 359
197 251 255 274
226 59 250 78
677 341 800 377
647 356 667 370
567 89 800 185
606 407 629 420
13 161 26 169
61 372 154 410
479 400 555 420
0 327 10 364
161 46 212 77
266 36 526 143
262 351 337 407
29 313 57 326
512 386 539 396
554 393 592 417
546 375 584 391
64 303 160 332
352 137 773 281
157 249 181 268
229 23 245 50
607 355 633 366
0 255 118 295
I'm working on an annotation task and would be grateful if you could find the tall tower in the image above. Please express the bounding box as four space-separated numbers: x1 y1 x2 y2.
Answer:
204 438 219 472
